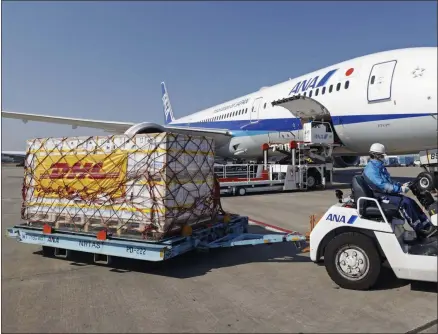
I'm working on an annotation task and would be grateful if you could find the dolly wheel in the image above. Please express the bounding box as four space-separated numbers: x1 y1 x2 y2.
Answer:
42 246 55 257
324 232 381 290
237 187 246 196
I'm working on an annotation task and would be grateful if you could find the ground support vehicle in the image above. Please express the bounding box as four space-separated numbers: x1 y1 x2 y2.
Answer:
216 121 337 195
309 174 437 290
417 148 438 191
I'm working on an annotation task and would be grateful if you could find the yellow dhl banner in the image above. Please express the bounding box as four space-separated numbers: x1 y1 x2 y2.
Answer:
33 153 128 199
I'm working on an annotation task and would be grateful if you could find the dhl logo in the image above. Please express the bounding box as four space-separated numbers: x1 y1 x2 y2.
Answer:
41 162 120 180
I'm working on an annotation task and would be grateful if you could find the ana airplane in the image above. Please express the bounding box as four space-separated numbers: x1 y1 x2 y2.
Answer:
2 46 437 167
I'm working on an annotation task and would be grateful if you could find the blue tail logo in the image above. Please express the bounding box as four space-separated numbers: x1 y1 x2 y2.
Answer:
161 82 175 125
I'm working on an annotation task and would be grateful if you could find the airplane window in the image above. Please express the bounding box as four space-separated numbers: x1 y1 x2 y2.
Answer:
345 81 350 89
245 108 248 113
336 83 341 91
370 76 375 84
309 90 313 98
264 103 266 109
322 87 326 95
315 88 319 96
329 85 333 93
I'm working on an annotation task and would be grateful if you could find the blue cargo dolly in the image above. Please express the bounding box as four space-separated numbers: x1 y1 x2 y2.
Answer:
6 214 307 264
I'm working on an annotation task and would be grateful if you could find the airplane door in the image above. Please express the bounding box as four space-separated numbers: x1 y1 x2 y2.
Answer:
250 97 263 123
367 60 397 102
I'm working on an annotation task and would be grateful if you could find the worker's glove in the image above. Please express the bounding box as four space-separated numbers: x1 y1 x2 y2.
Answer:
401 184 410 194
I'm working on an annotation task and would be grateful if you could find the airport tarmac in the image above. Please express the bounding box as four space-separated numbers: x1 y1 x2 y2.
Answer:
1 166 437 333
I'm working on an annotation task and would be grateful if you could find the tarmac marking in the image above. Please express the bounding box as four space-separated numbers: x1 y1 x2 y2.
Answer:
248 218 294 234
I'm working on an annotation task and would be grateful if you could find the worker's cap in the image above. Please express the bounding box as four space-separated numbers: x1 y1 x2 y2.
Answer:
369 143 386 155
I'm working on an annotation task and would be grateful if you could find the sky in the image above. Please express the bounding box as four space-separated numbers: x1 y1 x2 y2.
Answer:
1 1 437 150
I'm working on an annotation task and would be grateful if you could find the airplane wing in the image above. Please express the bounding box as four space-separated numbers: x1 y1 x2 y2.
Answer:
1 111 232 145
1 111 135 133
2 150 27 157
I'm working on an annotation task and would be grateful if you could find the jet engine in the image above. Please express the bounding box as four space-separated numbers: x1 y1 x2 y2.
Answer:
332 156 360 168
123 122 166 136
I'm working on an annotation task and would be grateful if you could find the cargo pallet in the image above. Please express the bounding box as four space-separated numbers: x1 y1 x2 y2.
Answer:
6 215 307 264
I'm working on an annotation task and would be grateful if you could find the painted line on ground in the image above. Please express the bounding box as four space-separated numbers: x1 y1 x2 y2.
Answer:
248 218 294 234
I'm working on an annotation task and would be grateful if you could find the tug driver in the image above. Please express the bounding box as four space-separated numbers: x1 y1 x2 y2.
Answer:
363 143 436 238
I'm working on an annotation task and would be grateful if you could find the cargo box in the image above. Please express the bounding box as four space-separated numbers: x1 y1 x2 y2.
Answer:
21 132 216 240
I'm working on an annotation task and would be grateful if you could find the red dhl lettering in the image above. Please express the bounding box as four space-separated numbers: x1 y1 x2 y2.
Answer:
41 162 120 179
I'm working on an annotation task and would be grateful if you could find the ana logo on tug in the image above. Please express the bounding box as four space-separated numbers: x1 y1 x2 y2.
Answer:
326 213 358 224
42 162 120 180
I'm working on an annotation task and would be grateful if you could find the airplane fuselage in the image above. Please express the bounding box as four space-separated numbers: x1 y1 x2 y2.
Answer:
169 47 437 159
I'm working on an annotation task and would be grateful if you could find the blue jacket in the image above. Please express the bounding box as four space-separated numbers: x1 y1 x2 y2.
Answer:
363 159 402 194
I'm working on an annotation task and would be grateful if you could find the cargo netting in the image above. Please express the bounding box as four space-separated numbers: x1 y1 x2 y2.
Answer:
21 133 221 240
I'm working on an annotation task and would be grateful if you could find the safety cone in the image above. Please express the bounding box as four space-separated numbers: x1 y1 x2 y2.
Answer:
302 215 318 253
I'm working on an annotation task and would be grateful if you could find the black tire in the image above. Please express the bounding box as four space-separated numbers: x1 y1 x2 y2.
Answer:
42 246 55 257
237 187 246 196
324 232 381 290
306 169 321 190
417 172 435 191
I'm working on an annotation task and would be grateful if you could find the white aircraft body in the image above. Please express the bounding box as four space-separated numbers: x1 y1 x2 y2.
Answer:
2 47 437 167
